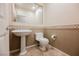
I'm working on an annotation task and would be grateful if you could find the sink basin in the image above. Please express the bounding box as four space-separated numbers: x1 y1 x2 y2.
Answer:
12 29 32 55
12 29 32 36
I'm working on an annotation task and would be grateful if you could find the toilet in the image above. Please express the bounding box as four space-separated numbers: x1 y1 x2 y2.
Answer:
35 32 49 51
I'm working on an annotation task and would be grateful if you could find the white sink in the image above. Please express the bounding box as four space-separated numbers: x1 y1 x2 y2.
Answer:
12 29 32 36
12 29 32 55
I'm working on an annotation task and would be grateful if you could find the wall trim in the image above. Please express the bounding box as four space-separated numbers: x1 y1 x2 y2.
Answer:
10 49 20 54
49 45 69 56
10 24 79 30
10 44 37 54
26 44 37 49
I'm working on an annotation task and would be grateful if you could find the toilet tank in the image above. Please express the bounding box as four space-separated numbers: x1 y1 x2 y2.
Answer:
35 32 44 40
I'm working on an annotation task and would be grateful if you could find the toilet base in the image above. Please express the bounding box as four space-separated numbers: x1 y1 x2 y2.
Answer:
39 46 49 52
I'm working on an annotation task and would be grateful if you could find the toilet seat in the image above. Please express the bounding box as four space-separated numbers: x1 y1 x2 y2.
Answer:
39 38 49 43
36 38 49 43
40 38 49 46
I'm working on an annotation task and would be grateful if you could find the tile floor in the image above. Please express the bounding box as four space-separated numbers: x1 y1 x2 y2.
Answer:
24 45 69 56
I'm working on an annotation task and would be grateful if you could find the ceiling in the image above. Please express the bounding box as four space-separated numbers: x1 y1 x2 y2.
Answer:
15 3 45 11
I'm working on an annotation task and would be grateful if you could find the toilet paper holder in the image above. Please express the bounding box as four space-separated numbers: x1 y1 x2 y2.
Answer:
51 35 56 41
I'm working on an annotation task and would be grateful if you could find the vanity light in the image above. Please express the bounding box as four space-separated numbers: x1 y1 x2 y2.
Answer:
32 4 39 11
32 6 36 10
32 4 36 10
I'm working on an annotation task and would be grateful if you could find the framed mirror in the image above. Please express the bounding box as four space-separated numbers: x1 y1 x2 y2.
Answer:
14 3 43 25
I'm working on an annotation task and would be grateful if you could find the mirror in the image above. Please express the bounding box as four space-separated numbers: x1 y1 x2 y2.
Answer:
14 3 43 25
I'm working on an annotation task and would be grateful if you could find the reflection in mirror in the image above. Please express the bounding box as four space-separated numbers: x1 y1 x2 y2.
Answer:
15 3 43 25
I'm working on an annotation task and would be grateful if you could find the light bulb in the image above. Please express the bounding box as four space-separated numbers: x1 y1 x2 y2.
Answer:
32 6 36 10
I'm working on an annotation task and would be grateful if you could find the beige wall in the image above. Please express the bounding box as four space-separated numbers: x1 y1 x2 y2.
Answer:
43 3 79 25
44 27 79 56
43 3 79 55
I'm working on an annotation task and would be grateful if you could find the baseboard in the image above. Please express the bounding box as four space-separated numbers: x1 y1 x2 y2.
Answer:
54 47 69 56
10 49 20 54
49 45 69 56
10 44 37 54
26 44 37 49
